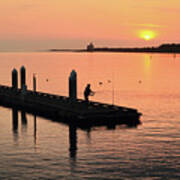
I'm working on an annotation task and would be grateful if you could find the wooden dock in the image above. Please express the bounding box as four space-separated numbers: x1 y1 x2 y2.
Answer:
0 85 141 129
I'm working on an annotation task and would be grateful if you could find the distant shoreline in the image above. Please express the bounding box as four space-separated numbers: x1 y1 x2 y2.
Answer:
49 43 180 54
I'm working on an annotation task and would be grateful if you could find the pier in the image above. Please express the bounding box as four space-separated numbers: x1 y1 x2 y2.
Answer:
0 68 142 130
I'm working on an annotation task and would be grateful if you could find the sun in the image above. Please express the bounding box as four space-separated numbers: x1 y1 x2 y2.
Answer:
139 30 156 41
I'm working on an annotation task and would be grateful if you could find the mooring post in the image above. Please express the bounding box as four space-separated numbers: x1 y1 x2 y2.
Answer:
12 68 18 89
22 84 27 96
33 73 37 92
20 66 26 89
69 70 77 100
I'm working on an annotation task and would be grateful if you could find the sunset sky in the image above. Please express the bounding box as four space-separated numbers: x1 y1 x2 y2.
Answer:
0 0 180 51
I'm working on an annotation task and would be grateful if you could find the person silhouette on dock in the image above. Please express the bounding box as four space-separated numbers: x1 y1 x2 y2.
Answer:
84 84 94 102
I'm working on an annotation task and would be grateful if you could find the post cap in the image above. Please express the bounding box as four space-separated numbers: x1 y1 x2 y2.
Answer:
20 66 25 70
12 68 17 73
69 70 77 80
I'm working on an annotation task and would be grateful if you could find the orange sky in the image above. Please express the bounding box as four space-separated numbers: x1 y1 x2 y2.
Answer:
0 0 180 51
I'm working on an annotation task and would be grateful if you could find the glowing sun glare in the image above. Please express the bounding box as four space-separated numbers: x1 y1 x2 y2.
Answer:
139 30 156 41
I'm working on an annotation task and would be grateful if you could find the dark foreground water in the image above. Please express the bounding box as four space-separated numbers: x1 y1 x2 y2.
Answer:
0 52 180 179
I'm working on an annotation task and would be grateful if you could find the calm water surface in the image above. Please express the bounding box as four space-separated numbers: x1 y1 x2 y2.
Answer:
0 52 180 179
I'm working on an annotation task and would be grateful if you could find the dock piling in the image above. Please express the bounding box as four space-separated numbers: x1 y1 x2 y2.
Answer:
33 74 37 92
69 70 77 100
12 69 18 89
20 66 26 89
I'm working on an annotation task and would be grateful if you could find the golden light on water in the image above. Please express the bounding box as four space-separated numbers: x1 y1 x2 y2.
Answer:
139 30 156 41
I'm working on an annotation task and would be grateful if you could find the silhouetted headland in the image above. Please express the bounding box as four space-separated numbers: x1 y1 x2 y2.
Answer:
49 43 180 54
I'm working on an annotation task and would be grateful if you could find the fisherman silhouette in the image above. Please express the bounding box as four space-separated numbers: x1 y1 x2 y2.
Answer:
84 84 94 102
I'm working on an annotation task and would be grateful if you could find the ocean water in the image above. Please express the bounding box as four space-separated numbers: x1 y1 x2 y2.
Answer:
0 52 180 179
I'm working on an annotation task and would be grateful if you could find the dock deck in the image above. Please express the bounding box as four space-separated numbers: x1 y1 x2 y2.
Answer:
0 85 141 129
